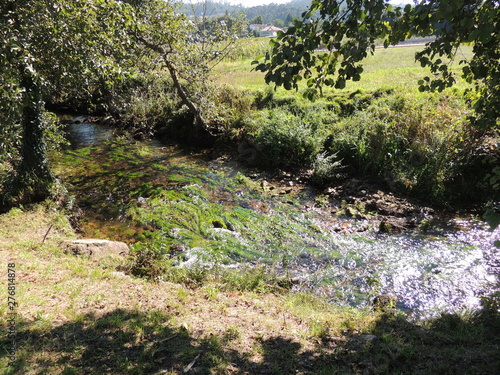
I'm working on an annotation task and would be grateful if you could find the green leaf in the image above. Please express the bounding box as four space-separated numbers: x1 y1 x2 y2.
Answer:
335 78 345 89
484 209 500 231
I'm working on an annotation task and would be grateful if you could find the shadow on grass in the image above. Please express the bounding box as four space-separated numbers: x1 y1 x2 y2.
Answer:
1 307 499 374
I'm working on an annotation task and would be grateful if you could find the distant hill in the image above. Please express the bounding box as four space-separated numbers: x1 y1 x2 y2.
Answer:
179 1 312 26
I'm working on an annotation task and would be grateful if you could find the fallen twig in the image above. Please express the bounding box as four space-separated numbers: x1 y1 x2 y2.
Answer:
183 352 201 373
42 224 53 244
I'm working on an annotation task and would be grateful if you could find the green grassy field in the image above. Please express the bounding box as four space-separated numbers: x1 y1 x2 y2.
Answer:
214 42 474 95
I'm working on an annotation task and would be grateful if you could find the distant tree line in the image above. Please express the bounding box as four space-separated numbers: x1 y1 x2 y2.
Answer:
179 0 311 27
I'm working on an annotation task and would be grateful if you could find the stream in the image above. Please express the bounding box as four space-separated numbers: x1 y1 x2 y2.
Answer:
54 119 499 320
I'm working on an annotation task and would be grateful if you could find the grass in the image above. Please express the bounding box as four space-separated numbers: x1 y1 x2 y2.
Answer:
214 44 474 95
0 203 498 374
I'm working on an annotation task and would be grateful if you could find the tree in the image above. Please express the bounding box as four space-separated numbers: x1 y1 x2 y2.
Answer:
254 0 500 130
273 19 285 28
1 0 135 205
252 15 265 25
128 0 245 133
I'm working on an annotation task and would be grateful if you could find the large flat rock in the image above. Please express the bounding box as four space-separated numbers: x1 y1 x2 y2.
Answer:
61 239 129 259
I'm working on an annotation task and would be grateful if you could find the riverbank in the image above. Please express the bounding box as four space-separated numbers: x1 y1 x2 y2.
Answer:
1 201 499 374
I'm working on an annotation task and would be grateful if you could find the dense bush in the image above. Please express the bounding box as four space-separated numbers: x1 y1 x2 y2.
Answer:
325 88 392 117
323 92 495 203
229 86 497 204
229 97 339 169
250 108 325 169
310 151 344 186
107 75 259 144
106 74 180 135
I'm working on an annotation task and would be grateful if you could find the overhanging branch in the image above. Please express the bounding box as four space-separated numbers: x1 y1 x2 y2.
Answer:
133 31 211 133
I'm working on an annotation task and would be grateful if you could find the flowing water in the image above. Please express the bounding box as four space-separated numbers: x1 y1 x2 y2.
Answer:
60 114 114 148
53 120 499 320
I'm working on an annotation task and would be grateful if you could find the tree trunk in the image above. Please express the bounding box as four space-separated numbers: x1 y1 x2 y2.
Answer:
164 59 209 132
16 66 55 202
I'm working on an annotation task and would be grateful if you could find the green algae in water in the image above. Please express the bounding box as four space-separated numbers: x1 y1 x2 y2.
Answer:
151 163 169 171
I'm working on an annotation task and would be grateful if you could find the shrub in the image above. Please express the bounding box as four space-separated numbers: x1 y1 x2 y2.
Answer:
253 108 324 169
108 74 179 136
324 91 490 203
325 88 392 117
216 85 254 115
311 152 344 186
211 85 256 139
254 86 275 109
126 241 170 280
242 101 339 169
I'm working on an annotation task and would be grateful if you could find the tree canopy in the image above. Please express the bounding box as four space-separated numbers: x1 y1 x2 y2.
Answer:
255 0 500 130
0 0 247 206
0 0 135 204
179 0 311 26
128 0 245 132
